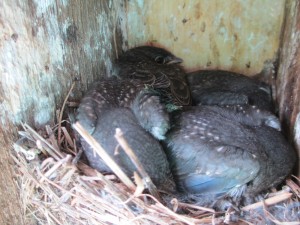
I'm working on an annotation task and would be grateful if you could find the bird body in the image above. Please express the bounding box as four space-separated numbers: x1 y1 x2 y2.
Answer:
76 78 170 140
187 70 273 111
76 45 193 192
76 77 175 191
165 69 295 207
80 107 175 191
165 105 295 199
113 46 191 107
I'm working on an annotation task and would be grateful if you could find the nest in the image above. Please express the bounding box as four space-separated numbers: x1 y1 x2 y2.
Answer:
11 88 300 225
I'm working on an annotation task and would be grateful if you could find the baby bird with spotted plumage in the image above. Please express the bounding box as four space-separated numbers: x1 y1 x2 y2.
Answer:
75 46 192 193
162 68 296 209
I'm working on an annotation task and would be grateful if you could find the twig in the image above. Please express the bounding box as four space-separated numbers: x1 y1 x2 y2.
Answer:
114 128 162 202
263 203 300 225
123 172 145 204
286 179 300 198
31 201 63 224
238 219 255 225
72 122 136 191
62 127 75 148
170 198 215 213
143 194 202 225
79 172 141 213
58 82 75 146
45 125 60 152
242 193 293 211
23 123 64 160
72 149 83 165
39 155 72 183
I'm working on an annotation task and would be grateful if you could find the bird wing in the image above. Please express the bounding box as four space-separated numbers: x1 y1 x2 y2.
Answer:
191 89 249 106
168 140 260 196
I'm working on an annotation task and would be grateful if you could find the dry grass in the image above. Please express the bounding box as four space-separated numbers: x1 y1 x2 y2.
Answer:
12 121 300 225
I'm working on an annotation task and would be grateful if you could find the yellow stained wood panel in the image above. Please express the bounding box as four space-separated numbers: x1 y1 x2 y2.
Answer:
126 0 285 75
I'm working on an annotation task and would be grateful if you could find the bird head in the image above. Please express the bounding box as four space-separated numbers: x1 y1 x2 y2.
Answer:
122 46 183 65
154 55 183 65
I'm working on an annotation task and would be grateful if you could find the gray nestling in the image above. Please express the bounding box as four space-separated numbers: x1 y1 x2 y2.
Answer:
164 105 295 206
187 70 273 112
113 46 191 108
76 77 175 191
76 77 170 140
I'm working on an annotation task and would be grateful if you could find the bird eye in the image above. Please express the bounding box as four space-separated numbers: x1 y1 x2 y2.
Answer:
155 56 165 64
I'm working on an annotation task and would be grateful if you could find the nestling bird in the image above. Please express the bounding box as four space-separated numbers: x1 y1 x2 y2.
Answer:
76 77 170 140
187 70 273 112
80 107 175 191
164 105 295 206
113 46 191 108
76 77 175 191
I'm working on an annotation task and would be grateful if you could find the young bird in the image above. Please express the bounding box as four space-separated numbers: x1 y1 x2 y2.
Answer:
187 70 273 112
113 46 191 108
76 77 175 192
164 105 295 207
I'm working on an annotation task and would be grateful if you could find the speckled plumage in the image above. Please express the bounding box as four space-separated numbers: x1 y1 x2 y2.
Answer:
81 107 175 191
113 46 191 107
76 78 170 140
165 105 295 202
187 70 273 111
76 77 175 191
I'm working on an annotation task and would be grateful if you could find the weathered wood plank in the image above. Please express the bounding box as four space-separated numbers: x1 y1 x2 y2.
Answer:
277 0 300 173
1 0 126 127
126 0 286 75
0 0 126 223
0 126 24 225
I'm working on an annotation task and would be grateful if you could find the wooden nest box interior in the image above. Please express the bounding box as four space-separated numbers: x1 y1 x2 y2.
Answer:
0 0 300 224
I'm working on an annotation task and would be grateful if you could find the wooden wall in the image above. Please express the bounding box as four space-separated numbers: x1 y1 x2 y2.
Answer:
126 0 286 75
0 1 126 224
277 0 300 173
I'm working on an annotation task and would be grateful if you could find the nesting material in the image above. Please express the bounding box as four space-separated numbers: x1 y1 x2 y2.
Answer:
12 121 300 224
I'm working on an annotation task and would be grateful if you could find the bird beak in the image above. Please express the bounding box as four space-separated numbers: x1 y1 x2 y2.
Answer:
166 57 183 64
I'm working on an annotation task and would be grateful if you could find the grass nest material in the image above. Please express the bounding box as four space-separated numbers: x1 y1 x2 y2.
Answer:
11 88 300 225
